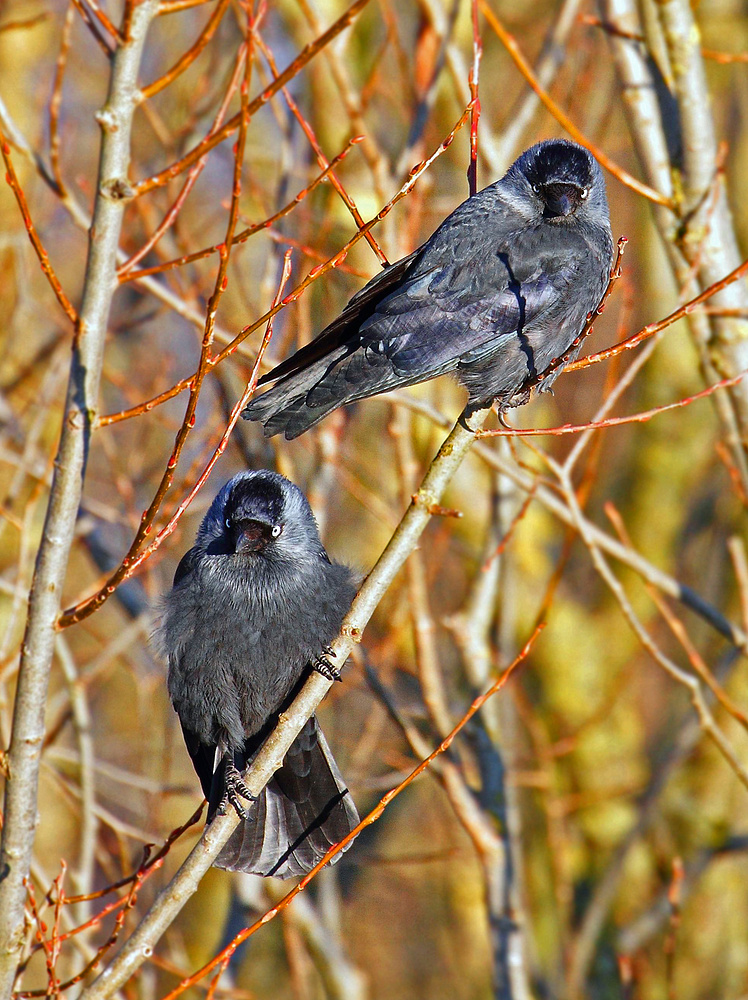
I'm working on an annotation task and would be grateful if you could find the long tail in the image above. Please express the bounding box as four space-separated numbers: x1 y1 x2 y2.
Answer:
215 717 359 878
241 350 352 440
242 388 345 441
242 251 420 439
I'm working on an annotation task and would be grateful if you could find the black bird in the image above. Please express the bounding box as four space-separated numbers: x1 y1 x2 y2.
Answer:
155 470 359 877
242 138 613 440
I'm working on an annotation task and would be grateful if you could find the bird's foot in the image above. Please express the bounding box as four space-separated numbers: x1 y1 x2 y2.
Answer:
312 648 341 682
219 759 256 820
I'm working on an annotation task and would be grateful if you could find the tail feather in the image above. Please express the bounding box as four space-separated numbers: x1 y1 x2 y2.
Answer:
242 349 351 440
215 718 359 877
243 338 405 440
262 395 346 440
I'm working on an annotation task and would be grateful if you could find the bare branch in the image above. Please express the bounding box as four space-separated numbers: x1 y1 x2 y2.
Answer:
0 3 160 992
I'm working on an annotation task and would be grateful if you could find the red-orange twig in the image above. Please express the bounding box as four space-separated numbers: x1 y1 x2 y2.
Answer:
158 0 215 12
80 0 122 42
482 482 537 570
14 807 204 990
0 13 50 32
70 0 114 55
467 0 482 197
15 871 147 997
24 880 60 996
118 39 248 275
570 255 748 370
117 136 363 283
49 1 75 198
715 440 748 507
479 368 748 438
101 102 473 426
113 251 289 579
59 249 289 626
254 30 388 265
132 0 373 197
204 954 233 1000
141 0 230 98
702 48 748 64
0 130 78 324
63 805 204 906
56 18 257 629
479 1 671 207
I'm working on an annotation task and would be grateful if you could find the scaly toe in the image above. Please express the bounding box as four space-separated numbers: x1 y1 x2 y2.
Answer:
312 654 341 682
225 788 249 821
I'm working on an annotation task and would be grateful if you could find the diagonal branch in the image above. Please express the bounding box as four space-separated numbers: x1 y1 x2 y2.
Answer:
78 403 491 1000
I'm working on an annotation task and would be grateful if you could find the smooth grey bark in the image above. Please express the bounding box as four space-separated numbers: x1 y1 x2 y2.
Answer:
0 4 159 996
599 0 748 485
654 0 748 403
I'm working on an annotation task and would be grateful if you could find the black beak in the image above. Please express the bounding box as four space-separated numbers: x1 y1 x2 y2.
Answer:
233 518 273 554
539 182 583 219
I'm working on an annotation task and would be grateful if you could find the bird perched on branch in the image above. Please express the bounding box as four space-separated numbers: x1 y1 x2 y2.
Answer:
242 138 613 440
155 470 359 877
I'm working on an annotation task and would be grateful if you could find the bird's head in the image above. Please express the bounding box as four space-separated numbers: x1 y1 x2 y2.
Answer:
223 475 285 555
197 470 325 561
511 139 608 224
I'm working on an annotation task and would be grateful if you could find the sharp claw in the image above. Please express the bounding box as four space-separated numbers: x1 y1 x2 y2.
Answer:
498 409 513 429
312 653 341 682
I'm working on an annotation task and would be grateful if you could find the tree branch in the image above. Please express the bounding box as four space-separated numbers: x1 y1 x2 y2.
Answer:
0 3 160 995
78 404 491 1000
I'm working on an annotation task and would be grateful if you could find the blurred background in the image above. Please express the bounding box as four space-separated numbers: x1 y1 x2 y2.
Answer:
2 0 748 997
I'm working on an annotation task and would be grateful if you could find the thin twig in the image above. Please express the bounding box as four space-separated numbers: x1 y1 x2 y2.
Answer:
478 1 671 206
132 0 374 197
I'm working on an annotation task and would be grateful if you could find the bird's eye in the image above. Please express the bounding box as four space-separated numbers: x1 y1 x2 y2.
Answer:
271 524 282 538
532 183 540 194
225 517 232 530
581 188 590 200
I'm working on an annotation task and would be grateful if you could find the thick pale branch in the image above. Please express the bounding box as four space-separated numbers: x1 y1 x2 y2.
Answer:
0 4 160 996
600 0 748 482
655 0 748 414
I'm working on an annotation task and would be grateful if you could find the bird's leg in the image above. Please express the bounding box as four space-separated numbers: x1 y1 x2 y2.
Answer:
312 647 341 682
219 756 256 820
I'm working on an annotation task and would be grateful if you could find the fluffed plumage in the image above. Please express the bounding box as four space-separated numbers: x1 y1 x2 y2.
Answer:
155 470 359 877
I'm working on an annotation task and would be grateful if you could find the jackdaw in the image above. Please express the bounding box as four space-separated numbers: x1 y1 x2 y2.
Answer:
242 138 613 439
155 470 359 877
